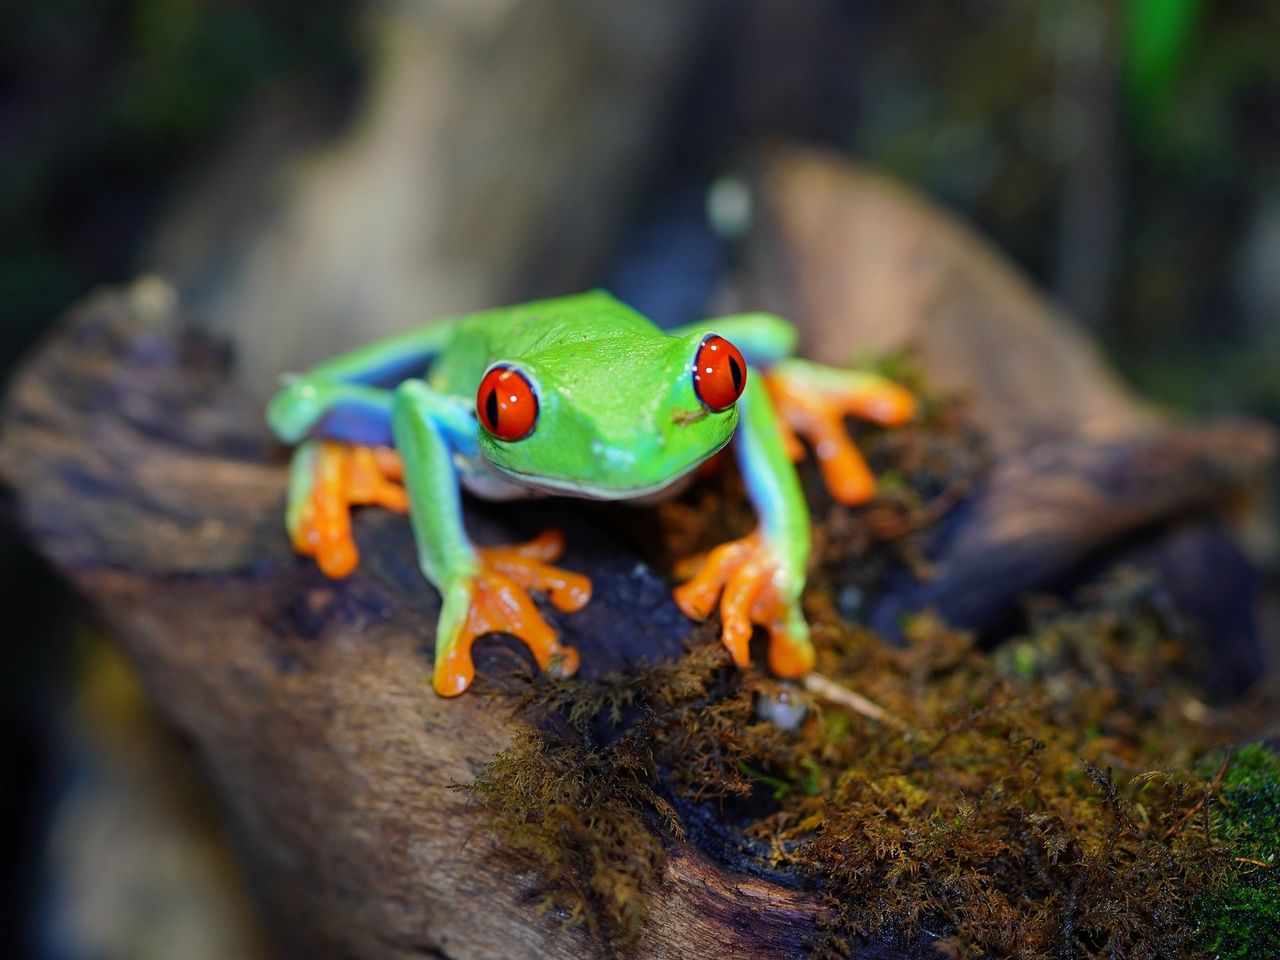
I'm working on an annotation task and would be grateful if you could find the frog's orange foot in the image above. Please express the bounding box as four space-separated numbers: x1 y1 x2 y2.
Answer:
433 529 592 697
672 530 815 678
766 365 917 506
290 441 408 578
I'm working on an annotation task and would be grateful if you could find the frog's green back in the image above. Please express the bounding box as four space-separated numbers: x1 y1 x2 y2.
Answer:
429 290 659 394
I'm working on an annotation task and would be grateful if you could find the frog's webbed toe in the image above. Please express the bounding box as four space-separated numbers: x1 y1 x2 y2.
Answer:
673 530 814 678
288 440 408 577
432 529 591 697
765 360 917 506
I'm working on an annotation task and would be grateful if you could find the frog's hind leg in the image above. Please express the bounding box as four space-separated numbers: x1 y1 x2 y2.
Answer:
392 380 590 697
765 359 917 505
286 439 407 578
267 377 408 577
267 319 461 575
671 313 917 505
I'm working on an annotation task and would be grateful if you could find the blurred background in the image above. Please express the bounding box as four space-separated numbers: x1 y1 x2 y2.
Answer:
2 1 1277 956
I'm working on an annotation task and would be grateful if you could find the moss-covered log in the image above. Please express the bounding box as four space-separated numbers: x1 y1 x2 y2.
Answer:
2 155 1274 958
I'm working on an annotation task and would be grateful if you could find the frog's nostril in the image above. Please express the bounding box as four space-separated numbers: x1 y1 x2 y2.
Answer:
672 406 708 426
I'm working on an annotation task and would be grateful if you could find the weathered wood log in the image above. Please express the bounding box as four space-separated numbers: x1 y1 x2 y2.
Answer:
736 145 1153 451
3 157 1273 958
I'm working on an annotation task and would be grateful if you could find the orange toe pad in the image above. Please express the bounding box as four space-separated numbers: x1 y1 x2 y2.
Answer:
766 368 917 507
433 530 591 697
673 530 814 677
291 441 407 578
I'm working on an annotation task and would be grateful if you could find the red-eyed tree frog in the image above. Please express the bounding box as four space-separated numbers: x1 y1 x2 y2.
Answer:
266 292 915 696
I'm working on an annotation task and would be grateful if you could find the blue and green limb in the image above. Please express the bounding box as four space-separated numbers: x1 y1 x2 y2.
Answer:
267 331 588 697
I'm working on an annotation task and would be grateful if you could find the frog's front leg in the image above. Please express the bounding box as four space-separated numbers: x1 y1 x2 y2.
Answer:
391 381 590 696
673 375 815 676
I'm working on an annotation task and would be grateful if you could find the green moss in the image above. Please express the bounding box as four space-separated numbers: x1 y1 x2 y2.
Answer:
470 577 1265 957
1216 743 1280 862
1194 744 1280 959
1197 886 1280 960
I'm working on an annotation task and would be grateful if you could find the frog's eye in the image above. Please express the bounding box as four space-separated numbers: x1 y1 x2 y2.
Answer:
476 365 538 441
692 335 747 411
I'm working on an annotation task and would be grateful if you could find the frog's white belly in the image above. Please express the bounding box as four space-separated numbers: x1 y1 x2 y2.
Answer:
455 454 700 505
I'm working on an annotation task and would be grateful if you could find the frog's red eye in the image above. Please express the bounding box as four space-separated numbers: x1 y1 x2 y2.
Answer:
476 365 538 441
692 335 747 411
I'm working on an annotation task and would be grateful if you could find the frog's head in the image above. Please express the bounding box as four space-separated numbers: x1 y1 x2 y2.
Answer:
474 331 746 500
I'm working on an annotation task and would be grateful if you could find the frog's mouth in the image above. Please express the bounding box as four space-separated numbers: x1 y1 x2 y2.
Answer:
492 434 730 503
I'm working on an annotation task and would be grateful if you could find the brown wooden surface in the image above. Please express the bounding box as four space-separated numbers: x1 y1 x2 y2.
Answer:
734 147 1274 690
3 155 1274 959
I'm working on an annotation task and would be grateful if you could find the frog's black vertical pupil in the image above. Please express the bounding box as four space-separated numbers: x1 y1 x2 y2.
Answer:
484 387 499 429
729 356 743 393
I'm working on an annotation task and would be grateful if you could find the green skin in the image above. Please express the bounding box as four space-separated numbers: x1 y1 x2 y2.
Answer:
267 290 889 688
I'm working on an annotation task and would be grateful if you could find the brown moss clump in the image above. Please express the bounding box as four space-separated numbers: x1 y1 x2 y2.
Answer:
468 570 1265 958
461 722 678 948
762 578 1229 959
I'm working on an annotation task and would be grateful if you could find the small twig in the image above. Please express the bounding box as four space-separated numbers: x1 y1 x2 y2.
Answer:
803 672 905 729
1233 857 1273 869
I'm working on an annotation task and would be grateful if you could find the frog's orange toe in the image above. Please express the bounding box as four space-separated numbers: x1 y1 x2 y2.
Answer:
851 381 917 427
290 441 408 578
817 442 878 506
673 530 813 675
768 628 816 678
480 529 592 613
314 537 359 579
674 536 754 629
433 643 476 698
433 530 589 696
346 445 409 511
765 369 917 507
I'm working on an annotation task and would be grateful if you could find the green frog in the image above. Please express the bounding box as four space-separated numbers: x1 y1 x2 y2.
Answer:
267 291 915 695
